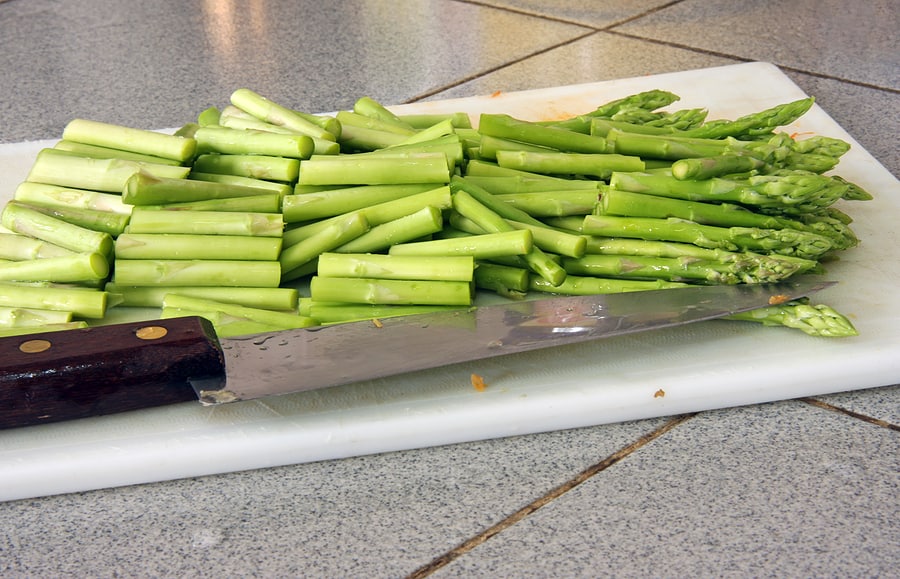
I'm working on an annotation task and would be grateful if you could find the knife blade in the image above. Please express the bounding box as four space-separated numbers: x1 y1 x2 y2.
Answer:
0 280 833 430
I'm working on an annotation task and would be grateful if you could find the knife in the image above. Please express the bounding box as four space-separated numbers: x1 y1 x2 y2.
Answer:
0 280 832 430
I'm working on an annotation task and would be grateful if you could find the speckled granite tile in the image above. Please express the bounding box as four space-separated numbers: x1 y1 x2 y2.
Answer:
424 31 739 98
0 0 590 144
613 0 900 90
0 416 668 577
434 401 900 578
813 384 900 425
466 0 674 28
781 70 900 177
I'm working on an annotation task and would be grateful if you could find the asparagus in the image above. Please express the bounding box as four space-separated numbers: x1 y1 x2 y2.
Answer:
0 233 76 260
114 259 282 287
529 274 685 295
495 150 645 179
159 308 287 338
193 126 315 159
493 190 599 217
161 294 316 330
473 262 530 299
123 171 284 206
309 276 473 306
26 149 190 192
0 282 108 318
317 253 475 282
398 112 472 130
296 153 452 186
478 113 611 154
561 253 797 285
609 170 851 214
452 189 566 286
581 215 833 260
115 233 282 261
282 183 435 223
334 206 444 254
14 182 132 215
0 252 109 283
678 97 815 139
230 88 336 142
0 322 90 338
726 299 858 337
19 202 130 236
187 172 293 197
136 194 282 214
53 140 185 166
104 283 299 310
671 154 766 180
304 302 463 324
2 202 113 256
61 118 197 162
282 186 452 246
127 207 283 237
0 306 73 328
389 229 532 259
191 153 300 182
279 212 369 280
353 96 416 131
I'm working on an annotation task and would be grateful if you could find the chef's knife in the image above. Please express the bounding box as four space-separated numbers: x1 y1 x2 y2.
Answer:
0 280 833 430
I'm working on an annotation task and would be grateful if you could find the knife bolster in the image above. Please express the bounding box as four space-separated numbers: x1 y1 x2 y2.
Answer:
0 316 226 430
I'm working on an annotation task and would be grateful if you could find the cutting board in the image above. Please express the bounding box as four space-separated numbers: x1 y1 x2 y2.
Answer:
1 62 898 502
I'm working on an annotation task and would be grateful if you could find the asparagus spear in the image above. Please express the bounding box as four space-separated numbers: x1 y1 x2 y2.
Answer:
0 252 109 283
0 306 73 328
104 283 298 310
62 118 197 162
229 88 336 142
296 153 452 186
193 126 315 159
334 206 444 254
161 294 316 331
115 233 282 261
114 259 282 288
310 276 473 306
2 202 113 256
495 150 645 179
479 113 611 154
27 149 190 193
726 299 858 337
0 282 108 318
191 153 300 182
127 207 283 237
389 229 533 259
14 182 132 215
317 253 475 282
581 214 833 260
0 233 76 260
282 183 435 223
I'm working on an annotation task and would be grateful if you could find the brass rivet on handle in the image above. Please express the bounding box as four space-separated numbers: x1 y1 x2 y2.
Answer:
19 339 52 354
136 325 168 340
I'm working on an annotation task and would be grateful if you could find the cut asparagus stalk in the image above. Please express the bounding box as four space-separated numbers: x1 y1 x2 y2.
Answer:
0 322 90 338
53 140 184 165
14 182 132 215
388 229 532 259
309 276 473 306
0 282 108 318
0 252 109 283
123 171 286 206
334 206 444 254
230 88 336 142
136 194 282 214
20 202 130 236
113 259 282 287
104 283 298 311
26 149 190 192
188 172 293 197
0 306 73 328
1 202 113 256
282 183 435 223
0 233 76 260
193 126 315 158
473 262 530 298
296 153 452 186
529 274 685 295
191 153 300 182
127 207 283 237
161 294 316 330
495 150 644 179
62 118 197 162
306 303 462 324
353 96 416 131
115 233 282 261
478 113 611 153
318 253 474 282
279 212 369 279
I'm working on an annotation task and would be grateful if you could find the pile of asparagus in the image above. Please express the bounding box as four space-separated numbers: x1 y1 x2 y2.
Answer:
0 87 868 338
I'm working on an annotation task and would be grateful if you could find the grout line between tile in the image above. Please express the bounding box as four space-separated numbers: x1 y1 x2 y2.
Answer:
800 397 900 431
405 413 698 578
603 30 900 95
402 30 599 103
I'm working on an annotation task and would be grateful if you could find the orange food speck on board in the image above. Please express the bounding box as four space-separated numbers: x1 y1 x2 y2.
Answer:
471 373 488 391
768 294 791 306
372 318 383 328
790 131 815 140
654 389 665 398
491 90 503 98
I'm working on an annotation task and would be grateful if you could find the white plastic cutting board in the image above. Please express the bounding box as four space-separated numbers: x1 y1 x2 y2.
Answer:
1 63 898 502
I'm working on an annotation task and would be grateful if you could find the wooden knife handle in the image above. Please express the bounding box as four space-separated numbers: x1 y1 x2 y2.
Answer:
0 317 226 430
